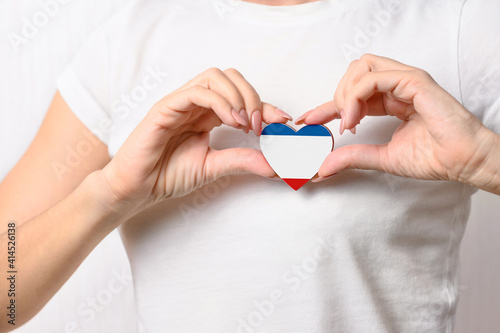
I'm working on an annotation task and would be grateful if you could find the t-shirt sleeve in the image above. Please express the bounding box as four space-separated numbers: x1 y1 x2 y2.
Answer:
56 0 139 145
458 0 500 134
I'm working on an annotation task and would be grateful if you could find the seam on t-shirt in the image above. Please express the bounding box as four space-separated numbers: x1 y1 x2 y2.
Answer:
447 8 470 329
105 31 113 117
456 0 468 106
443 183 468 333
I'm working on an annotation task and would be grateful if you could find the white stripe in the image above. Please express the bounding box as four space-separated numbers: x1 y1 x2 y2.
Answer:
260 135 333 179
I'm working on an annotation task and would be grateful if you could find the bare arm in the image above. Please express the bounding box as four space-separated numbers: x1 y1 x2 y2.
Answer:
0 68 289 331
0 92 112 330
0 92 111 225
0 171 124 330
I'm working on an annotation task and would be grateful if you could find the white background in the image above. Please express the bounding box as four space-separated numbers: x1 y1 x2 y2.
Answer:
1 1 499 332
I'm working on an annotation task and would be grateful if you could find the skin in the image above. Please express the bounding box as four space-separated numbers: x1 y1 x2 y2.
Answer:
296 55 500 194
0 1 499 331
0 67 290 331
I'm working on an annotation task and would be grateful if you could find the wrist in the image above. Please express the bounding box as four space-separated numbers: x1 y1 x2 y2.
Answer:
485 132 500 194
463 127 500 195
79 171 139 230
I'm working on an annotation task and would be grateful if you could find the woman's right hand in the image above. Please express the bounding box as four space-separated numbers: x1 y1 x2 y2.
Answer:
97 67 291 217
3 68 293 328
2 67 292 331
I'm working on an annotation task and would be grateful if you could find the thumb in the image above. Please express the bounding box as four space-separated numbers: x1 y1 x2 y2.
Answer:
316 144 387 179
206 147 277 181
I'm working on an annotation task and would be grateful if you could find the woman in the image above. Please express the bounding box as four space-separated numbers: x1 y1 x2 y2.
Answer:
1 0 499 332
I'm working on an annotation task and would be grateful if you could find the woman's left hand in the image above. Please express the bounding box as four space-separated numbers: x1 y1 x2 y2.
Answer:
295 54 500 194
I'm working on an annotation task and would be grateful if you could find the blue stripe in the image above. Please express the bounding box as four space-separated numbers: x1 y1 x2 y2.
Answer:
262 123 331 137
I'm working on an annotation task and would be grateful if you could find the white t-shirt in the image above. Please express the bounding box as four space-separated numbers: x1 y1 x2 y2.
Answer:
57 0 500 332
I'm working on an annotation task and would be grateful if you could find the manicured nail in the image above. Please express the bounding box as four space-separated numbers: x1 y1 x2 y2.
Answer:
240 109 250 133
295 109 313 125
311 173 338 183
239 109 249 126
339 110 346 135
349 126 356 135
232 109 248 126
274 108 293 121
252 110 262 136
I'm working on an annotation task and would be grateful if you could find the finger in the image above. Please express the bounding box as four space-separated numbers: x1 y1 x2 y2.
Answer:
223 68 261 135
334 58 361 113
261 103 292 124
157 85 240 128
362 54 415 71
179 68 291 136
315 144 388 179
205 68 248 119
342 54 414 97
222 68 260 130
338 55 416 129
343 70 418 130
206 147 277 180
222 69 293 136
333 56 384 133
181 68 252 128
296 100 340 125
178 68 244 112
295 109 314 125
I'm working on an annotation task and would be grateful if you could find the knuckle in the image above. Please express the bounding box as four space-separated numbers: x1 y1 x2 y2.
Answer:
347 59 359 69
334 90 343 103
223 67 241 76
189 84 205 93
351 59 360 66
228 90 245 105
246 90 260 102
150 102 161 114
151 95 171 112
205 67 223 77
359 53 375 63
409 69 435 87
412 69 433 81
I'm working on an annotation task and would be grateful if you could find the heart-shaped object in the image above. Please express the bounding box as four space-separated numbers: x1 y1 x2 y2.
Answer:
260 123 334 191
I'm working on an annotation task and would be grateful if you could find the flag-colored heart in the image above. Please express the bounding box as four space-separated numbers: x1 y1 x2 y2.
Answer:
260 123 334 191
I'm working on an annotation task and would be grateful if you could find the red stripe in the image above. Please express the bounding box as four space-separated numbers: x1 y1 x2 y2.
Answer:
282 178 309 191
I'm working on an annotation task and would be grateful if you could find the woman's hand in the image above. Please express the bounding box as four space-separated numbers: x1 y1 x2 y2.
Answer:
0 67 294 329
296 54 500 194
98 67 291 215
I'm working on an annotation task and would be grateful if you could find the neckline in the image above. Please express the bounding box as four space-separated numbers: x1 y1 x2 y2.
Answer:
230 0 334 24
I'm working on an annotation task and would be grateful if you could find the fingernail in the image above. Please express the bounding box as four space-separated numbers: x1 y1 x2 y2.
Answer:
295 109 312 125
232 109 248 126
239 109 249 126
311 173 338 183
339 110 346 135
252 110 262 136
349 126 356 135
274 108 293 121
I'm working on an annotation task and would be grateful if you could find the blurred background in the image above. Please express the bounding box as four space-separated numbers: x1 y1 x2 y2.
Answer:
1 1 499 332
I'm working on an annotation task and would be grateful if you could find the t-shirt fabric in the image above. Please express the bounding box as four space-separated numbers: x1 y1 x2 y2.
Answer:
56 0 500 332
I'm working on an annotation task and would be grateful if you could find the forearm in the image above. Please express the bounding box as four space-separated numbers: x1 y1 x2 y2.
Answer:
0 171 126 331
